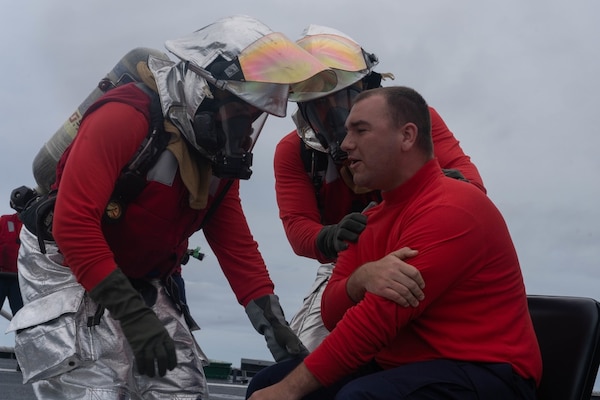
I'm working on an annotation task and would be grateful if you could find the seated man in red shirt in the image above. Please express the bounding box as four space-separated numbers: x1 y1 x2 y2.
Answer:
247 86 542 400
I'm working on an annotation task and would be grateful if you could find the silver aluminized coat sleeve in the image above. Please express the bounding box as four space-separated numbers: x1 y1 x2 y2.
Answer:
289 263 334 352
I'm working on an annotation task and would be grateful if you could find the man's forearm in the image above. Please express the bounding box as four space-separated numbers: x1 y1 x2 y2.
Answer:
278 362 321 398
344 248 424 307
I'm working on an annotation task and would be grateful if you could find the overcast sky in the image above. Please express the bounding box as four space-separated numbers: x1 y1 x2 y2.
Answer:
1 0 599 389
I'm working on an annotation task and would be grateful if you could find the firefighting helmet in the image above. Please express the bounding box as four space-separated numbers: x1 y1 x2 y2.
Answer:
289 25 387 162
148 15 337 179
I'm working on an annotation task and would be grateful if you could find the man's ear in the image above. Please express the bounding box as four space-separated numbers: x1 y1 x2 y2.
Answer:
400 122 418 151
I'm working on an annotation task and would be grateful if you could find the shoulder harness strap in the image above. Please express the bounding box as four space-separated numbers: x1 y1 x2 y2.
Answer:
299 140 328 213
104 84 170 222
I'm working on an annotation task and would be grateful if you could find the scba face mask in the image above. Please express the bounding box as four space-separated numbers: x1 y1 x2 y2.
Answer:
193 87 267 180
298 82 362 163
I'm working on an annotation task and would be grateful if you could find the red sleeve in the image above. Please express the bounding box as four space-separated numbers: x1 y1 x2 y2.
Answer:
53 102 149 291
274 132 328 262
430 107 486 193
320 242 359 331
0 214 22 272
0 216 4 269
307 292 403 385
202 179 274 307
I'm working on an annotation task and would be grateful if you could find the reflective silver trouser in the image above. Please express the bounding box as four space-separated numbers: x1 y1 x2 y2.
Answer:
7 227 209 399
289 263 333 352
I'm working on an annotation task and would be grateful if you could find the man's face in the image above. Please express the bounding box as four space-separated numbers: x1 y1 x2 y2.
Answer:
342 95 403 191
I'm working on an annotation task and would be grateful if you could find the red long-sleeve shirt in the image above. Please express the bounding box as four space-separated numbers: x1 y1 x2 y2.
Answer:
303 159 542 386
0 213 22 273
52 84 273 306
274 107 486 263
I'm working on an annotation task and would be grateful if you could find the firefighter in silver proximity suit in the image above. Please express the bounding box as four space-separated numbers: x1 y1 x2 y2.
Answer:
8 15 335 400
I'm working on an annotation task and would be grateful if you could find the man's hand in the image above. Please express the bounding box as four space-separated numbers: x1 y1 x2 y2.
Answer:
347 247 425 306
248 384 291 400
316 212 367 259
248 362 319 400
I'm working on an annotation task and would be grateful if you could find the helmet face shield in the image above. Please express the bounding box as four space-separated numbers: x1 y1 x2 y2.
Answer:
167 21 338 117
296 33 367 73
183 32 338 117
298 82 362 163
238 32 336 87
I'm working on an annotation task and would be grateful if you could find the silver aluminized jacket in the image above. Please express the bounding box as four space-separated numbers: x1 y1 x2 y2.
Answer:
8 227 209 399
289 263 333 352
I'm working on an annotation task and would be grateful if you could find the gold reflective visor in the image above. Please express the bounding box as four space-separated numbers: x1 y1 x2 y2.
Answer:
238 32 337 91
296 33 368 72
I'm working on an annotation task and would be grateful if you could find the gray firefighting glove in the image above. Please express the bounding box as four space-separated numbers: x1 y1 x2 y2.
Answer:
316 212 367 259
88 269 177 377
245 294 308 361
